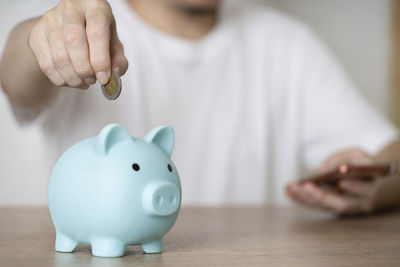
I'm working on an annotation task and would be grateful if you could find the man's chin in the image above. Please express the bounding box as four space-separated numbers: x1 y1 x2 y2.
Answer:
171 0 221 12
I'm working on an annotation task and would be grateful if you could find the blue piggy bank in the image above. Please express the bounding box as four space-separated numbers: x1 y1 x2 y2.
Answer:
48 124 182 257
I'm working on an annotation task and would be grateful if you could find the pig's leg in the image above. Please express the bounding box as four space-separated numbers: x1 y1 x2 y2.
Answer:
141 239 162 254
55 232 77 252
91 238 126 257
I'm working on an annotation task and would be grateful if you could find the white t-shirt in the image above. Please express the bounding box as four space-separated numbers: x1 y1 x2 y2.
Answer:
13 0 398 205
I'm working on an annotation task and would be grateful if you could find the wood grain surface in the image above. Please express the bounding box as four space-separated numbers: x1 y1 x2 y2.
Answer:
0 206 399 267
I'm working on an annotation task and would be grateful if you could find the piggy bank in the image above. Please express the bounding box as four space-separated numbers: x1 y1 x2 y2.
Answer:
48 123 182 257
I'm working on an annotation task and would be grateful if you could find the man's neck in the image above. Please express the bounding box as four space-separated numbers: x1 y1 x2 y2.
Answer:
127 0 218 40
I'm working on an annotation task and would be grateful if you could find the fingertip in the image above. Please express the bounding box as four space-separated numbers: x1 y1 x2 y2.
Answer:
120 58 129 76
84 77 96 85
51 77 65 87
285 184 295 196
112 56 128 76
96 71 110 85
287 182 301 194
303 182 324 199
78 84 90 90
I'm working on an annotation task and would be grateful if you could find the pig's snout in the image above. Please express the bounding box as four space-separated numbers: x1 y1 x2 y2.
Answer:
143 181 180 216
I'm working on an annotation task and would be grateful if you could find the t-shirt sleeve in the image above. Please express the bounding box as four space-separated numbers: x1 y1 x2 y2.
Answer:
299 30 399 171
7 88 70 128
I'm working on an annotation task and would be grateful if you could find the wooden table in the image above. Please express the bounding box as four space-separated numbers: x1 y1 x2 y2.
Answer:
0 206 399 266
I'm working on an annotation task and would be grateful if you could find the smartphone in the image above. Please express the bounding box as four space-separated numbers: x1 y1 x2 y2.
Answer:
300 162 398 186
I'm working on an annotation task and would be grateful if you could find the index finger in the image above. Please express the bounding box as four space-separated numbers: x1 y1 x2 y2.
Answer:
85 2 113 84
63 5 95 83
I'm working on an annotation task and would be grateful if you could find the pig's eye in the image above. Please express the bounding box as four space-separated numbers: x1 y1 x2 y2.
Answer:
132 163 140 171
168 164 173 172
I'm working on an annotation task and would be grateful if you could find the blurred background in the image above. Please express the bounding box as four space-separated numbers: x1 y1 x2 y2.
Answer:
0 0 398 206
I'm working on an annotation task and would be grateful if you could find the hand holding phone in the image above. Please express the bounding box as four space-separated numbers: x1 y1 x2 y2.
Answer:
300 162 398 187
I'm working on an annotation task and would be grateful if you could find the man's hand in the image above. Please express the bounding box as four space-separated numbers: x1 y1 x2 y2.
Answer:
286 148 400 215
28 0 128 88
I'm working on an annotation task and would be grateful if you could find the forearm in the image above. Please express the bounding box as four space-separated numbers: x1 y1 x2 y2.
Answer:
374 139 400 207
0 18 59 112
374 139 400 162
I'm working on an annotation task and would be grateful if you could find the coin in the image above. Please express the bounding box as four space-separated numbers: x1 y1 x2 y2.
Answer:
101 71 122 100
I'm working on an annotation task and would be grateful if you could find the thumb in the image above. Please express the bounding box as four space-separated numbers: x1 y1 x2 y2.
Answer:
110 23 128 76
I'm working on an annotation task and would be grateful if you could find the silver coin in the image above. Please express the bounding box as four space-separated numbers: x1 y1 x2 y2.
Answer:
101 71 122 100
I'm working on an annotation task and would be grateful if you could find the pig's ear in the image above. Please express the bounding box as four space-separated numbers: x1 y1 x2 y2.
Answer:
95 123 133 156
143 126 175 157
